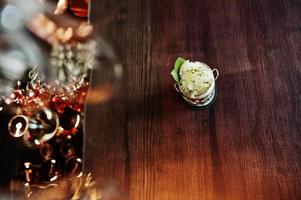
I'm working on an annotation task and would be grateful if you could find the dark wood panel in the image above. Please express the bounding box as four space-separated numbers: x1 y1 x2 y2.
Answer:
85 0 301 199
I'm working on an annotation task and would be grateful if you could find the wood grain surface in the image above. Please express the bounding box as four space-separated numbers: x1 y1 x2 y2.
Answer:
85 0 301 199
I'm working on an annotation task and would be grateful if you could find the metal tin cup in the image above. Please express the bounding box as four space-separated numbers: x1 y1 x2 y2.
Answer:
174 66 219 107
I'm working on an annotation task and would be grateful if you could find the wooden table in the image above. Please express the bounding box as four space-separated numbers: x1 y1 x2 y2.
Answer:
85 0 301 199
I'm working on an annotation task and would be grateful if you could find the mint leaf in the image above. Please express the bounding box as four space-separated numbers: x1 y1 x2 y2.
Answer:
171 57 186 83
174 57 186 72
171 69 180 83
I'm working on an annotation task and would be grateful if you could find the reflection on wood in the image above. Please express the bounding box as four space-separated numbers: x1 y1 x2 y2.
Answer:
86 84 114 105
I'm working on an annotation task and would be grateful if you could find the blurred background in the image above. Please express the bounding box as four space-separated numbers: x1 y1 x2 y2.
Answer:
0 0 124 199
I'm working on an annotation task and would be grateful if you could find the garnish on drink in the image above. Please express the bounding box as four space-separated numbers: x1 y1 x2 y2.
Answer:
171 57 219 107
